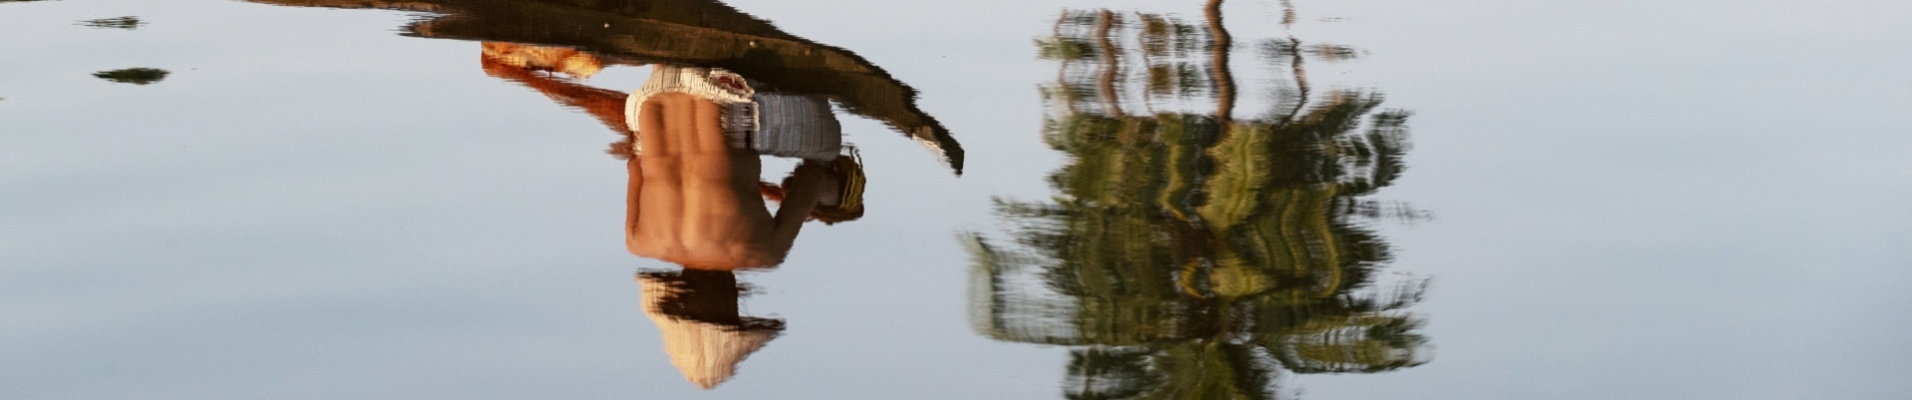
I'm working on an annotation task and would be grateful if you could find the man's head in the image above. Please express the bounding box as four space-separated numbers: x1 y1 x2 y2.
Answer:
760 154 866 225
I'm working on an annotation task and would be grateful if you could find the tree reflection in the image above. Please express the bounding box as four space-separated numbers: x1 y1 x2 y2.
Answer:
78 16 144 30
93 68 169 85
970 6 1427 399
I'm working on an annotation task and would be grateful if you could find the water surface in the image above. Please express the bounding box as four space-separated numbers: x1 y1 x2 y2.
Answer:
2 0 1908 399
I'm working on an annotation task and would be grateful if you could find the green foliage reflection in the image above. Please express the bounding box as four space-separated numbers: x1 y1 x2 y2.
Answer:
93 68 169 85
971 6 1428 399
79 16 144 30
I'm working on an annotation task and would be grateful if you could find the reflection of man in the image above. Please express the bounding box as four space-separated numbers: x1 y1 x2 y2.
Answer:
483 43 872 389
482 43 864 271
624 91 830 270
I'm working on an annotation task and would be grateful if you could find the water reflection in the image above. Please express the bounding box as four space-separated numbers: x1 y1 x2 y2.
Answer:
78 16 144 30
247 0 963 172
93 68 169 85
605 57 870 387
968 5 1429 398
637 269 783 390
246 0 960 390
615 62 867 269
479 45 869 271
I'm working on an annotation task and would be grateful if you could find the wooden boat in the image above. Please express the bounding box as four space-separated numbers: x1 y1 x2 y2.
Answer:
246 0 964 173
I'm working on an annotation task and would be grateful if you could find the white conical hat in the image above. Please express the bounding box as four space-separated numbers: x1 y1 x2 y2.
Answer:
638 273 781 389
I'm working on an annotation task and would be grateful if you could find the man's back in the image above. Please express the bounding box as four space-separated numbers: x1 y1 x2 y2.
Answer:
625 93 805 270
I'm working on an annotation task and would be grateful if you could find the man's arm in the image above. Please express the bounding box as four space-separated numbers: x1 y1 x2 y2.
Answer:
624 156 644 249
769 163 828 245
480 51 630 135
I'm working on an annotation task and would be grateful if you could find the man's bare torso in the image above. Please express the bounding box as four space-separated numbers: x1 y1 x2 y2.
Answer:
626 93 790 269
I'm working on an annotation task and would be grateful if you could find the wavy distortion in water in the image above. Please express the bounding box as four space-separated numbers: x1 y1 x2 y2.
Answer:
968 4 1430 399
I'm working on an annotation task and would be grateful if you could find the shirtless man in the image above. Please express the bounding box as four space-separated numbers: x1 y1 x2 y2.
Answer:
480 43 847 270
625 93 832 271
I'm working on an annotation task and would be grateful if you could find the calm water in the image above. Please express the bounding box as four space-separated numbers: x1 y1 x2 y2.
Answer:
4 0 1909 399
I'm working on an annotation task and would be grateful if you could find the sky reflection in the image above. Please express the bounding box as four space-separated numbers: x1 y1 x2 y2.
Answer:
3 0 1907 398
